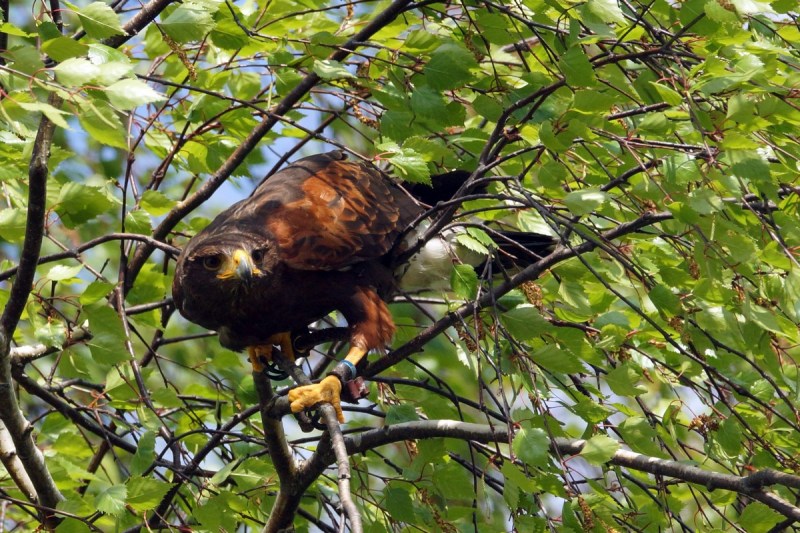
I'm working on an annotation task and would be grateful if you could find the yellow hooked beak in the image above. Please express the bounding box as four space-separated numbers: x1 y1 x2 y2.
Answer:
217 249 262 283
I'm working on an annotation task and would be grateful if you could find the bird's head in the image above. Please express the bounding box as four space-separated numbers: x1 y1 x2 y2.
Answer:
185 244 273 291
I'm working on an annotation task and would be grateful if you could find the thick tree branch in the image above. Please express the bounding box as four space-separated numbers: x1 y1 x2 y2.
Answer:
0 94 64 526
0 421 37 504
103 0 175 48
261 357 363 533
254 372 296 481
345 420 509 454
553 438 800 521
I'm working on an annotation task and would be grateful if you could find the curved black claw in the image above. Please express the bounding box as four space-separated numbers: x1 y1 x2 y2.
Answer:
295 411 316 432
262 360 289 381
308 409 326 431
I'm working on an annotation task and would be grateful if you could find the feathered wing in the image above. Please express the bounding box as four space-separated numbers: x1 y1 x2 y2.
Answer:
246 151 422 271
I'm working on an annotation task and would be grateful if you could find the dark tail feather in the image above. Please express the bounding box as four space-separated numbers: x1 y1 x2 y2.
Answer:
405 170 487 205
494 230 556 266
405 171 556 265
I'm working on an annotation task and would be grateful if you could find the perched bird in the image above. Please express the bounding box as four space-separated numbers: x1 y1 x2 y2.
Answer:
172 151 553 421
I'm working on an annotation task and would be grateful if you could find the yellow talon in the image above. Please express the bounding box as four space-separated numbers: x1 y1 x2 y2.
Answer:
247 332 296 372
247 345 272 373
288 375 344 423
286 345 369 423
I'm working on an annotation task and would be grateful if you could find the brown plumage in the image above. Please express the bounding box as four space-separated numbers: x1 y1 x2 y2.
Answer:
172 151 422 420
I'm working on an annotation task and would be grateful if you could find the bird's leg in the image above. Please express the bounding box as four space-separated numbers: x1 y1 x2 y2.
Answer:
247 345 272 373
247 332 296 372
287 345 368 423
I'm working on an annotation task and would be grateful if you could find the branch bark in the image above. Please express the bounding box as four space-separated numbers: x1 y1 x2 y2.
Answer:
0 93 64 527
553 438 800 522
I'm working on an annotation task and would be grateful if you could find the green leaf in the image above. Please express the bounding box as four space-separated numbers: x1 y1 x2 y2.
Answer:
106 79 165 110
54 57 100 87
649 284 681 316
0 22 35 37
450 263 478 299
384 486 415 522
45 264 82 282
84 304 129 365
140 190 175 216
501 305 549 341
563 189 607 216
423 42 478 90
41 37 89 62
572 398 612 424
455 233 489 256
385 404 419 425
78 103 127 149
312 59 355 80
403 29 440 51
72 1 126 39
649 82 683 106
126 477 173 512
559 46 595 87
384 149 431 184
579 434 619 464
18 102 71 129
35 321 67 347
125 210 153 235
512 427 550 467
729 0 774 15
210 15 250 50
94 481 127 516
209 460 237 485
539 121 571 153
130 431 156 476
409 86 442 116
0 208 27 242
80 281 114 305
161 2 215 43
606 363 648 396
531 344 585 374
433 461 474 500
55 183 116 228
739 502 782 533
587 0 625 23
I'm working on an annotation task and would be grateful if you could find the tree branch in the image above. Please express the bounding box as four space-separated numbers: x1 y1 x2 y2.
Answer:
103 0 174 49
0 420 37 504
553 438 800 521
0 93 64 526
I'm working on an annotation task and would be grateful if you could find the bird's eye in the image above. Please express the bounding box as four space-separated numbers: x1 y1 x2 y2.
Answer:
202 255 222 271
251 249 264 262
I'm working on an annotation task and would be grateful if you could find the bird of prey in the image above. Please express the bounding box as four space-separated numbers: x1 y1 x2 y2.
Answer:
172 150 553 422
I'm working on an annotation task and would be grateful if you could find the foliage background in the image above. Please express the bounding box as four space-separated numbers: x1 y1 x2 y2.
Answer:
0 0 799 531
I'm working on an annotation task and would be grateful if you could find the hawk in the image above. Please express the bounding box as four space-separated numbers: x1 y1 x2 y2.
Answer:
172 151 553 421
